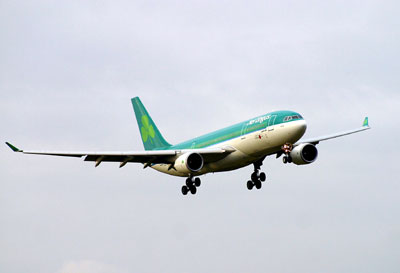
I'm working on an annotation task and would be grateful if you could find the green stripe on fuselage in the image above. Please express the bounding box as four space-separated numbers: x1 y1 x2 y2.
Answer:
165 110 303 150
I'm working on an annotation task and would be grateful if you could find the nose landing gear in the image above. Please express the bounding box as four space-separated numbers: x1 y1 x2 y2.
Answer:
247 158 267 190
181 176 201 195
282 143 293 164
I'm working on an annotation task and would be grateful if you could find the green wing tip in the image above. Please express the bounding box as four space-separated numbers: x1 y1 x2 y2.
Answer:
5 142 21 152
363 117 369 127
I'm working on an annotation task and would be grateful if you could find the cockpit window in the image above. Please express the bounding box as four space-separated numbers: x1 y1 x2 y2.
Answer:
284 115 302 122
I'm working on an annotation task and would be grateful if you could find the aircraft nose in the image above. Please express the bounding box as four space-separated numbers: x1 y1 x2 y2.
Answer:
298 119 307 135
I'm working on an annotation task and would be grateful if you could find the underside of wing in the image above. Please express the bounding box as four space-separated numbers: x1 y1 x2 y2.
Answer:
296 117 370 145
5 142 234 167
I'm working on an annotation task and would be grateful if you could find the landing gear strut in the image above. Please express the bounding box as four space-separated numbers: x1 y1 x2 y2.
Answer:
282 143 293 164
247 157 267 190
181 176 201 195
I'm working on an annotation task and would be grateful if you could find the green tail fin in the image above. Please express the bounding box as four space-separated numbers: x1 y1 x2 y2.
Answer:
131 97 172 150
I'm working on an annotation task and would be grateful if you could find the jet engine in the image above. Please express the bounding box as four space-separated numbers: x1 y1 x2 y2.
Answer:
290 143 318 165
174 152 204 174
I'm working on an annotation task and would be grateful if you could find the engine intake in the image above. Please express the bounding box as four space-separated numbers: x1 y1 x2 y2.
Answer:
290 143 318 165
175 152 204 174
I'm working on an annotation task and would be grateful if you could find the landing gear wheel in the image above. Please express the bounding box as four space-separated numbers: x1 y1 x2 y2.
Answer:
283 156 288 164
194 177 201 187
247 157 267 191
287 156 292 163
190 186 197 195
251 172 259 183
181 186 189 195
247 180 254 190
186 178 193 187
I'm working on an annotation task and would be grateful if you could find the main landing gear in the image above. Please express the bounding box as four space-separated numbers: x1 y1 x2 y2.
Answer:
181 176 201 195
247 158 267 190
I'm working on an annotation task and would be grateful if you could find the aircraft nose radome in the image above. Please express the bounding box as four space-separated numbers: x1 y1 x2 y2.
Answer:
298 119 307 134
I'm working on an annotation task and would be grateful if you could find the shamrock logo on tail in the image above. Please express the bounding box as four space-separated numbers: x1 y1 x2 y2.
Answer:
141 115 155 143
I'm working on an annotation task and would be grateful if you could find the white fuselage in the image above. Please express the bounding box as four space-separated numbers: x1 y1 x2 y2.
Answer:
151 119 307 177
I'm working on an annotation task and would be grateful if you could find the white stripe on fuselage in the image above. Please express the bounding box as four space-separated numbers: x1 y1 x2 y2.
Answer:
151 119 307 177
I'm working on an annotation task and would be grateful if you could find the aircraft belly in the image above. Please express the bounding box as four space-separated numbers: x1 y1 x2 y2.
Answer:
150 150 255 176
204 150 257 172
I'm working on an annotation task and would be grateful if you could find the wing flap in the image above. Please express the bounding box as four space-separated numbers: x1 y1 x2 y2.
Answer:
83 154 176 164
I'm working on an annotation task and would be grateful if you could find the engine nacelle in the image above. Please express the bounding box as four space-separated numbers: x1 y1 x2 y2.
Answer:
290 143 318 165
174 152 204 174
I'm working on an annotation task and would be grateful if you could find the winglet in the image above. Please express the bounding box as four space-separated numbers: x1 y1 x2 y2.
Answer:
362 117 369 127
5 142 22 152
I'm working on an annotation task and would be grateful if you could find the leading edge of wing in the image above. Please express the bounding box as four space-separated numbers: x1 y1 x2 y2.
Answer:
5 147 231 157
296 117 370 145
5 142 234 164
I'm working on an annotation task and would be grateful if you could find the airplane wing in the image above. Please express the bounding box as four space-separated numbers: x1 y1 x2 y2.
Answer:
5 142 235 168
296 117 370 145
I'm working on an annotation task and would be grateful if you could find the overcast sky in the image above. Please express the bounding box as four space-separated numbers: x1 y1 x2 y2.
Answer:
1 0 399 272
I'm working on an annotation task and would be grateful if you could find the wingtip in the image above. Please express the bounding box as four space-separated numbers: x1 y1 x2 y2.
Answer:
363 117 369 127
5 142 22 152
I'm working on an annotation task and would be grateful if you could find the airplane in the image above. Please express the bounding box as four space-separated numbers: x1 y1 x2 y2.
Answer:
6 97 370 195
